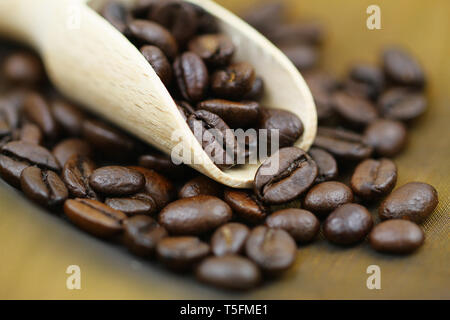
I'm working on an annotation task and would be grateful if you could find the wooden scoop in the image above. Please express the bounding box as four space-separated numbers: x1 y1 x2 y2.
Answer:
0 0 317 188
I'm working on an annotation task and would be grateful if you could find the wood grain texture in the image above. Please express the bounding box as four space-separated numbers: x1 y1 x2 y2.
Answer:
0 0 449 299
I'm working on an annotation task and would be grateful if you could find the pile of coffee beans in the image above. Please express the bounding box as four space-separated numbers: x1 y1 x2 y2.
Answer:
0 0 439 291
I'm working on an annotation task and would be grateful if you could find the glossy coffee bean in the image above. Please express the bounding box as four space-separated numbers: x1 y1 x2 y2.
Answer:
348 63 384 100
211 62 255 100
281 44 318 71
106 194 156 216
323 203 373 245
254 147 318 205
331 91 378 127
197 99 260 128
140 45 172 86
0 154 29 187
123 215 168 257
52 138 92 167
159 195 232 235
243 76 265 101
62 155 97 199
266 208 320 243
351 158 397 201
308 147 338 183
188 34 235 67
138 153 194 180
50 99 85 136
196 255 261 290
258 108 304 148
364 119 407 157
2 51 43 85
23 92 58 140
89 166 145 196
379 182 438 223
245 226 297 274
174 52 209 103
378 88 427 122
64 198 127 238
178 175 223 199
156 236 210 271
303 181 353 217
101 0 129 34
211 223 250 256
369 219 425 254
19 123 42 145
382 47 425 87
223 189 267 223
1 141 60 171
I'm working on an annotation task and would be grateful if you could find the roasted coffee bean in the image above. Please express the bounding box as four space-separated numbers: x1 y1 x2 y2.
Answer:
1 141 60 171
211 223 250 256
254 147 318 205
2 51 43 85
123 215 167 257
23 92 58 140
140 45 172 86
378 88 427 122
188 34 235 67
308 147 338 183
243 2 283 34
138 153 194 180
196 255 261 290
52 138 92 167
323 203 373 245
379 182 438 223
156 236 210 271
178 175 223 199
159 195 232 235
62 155 97 199
351 158 397 201
347 64 384 100
128 19 178 60
258 108 304 149
364 119 407 157
64 198 127 238
131 0 160 17
197 99 260 128
0 154 29 187
304 71 338 121
382 47 425 87
106 193 156 216
313 127 373 161
173 52 209 103
265 21 324 47
281 44 318 71
19 123 42 145
50 99 85 136
211 62 255 100
101 0 130 34
245 226 297 274
176 100 195 121
20 166 68 207
223 189 267 223
266 208 320 243
243 76 264 101
303 181 353 217
192 3 219 34
331 91 378 127
89 166 145 196
369 219 425 254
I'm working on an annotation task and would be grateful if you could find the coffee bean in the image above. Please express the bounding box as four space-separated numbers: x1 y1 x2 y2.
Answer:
50 99 85 136
378 88 427 122
20 166 68 207
369 219 425 254
156 236 210 271
245 226 297 274
303 181 353 217
64 198 127 238
19 123 42 145
188 34 235 67
23 92 58 140
211 62 255 100
211 223 250 256
123 215 167 257
138 153 194 180
192 3 219 34
304 71 338 122
173 52 209 103
281 44 318 71
223 189 267 223
131 0 160 17
2 51 43 86
197 99 260 128
258 108 304 148
379 182 438 223
308 147 338 183
265 21 324 47
89 166 145 196
348 63 384 100
178 175 223 199
363 119 407 157
382 47 425 87
101 0 130 34
196 255 261 290
52 138 92 167
159 195 232 235
266 208 320 243
0 154 29 187
254 147 318 205
140 45 172 86
324 203 373 245
62 155 97 199
106 193 157 216
1 141 60 171
331 91 378 127
176 100 195 121
243 76 264 101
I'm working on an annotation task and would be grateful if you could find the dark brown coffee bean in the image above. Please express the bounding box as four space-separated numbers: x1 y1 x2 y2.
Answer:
197 99 260 128
156 236 210 270
178 175 223 199
265 21 324 47
1 141 60 171
140 45 172 86
243 2 283 34
19 123 42 145
196 255 261 290
382 47 425 87
192 4 219 34
0 155 29 187
106 193 157 216
324 203 373 245
64 198 127 238
128 19 178 60
174 52 209 103
363 119 407 157
331 91 378 127
223 189 267 223
211 223 250 256
159 195 232 235
348 63 384 100
52 138 92 167
369 219 425 254
351 158 397 201
281 44 318 71
313 127 373 161
62 155 97 198
254 147 318 205
132 0 160 17
2 52 43 86
123 215 167 257
101 0 130 34
20 166 68 207
23 92 58 140
242 76 264 101
176 100 195 121
50 99 85 136
303 181 353 217
245 226 297 274
266 208 320 243
379 182 438 224
308 147 338 183
89 166 145 196
188 34 235 67
211 62 255 100
378 88 427 122
138 153 194 180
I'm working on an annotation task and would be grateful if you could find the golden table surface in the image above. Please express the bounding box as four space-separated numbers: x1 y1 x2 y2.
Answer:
0 0 449 299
